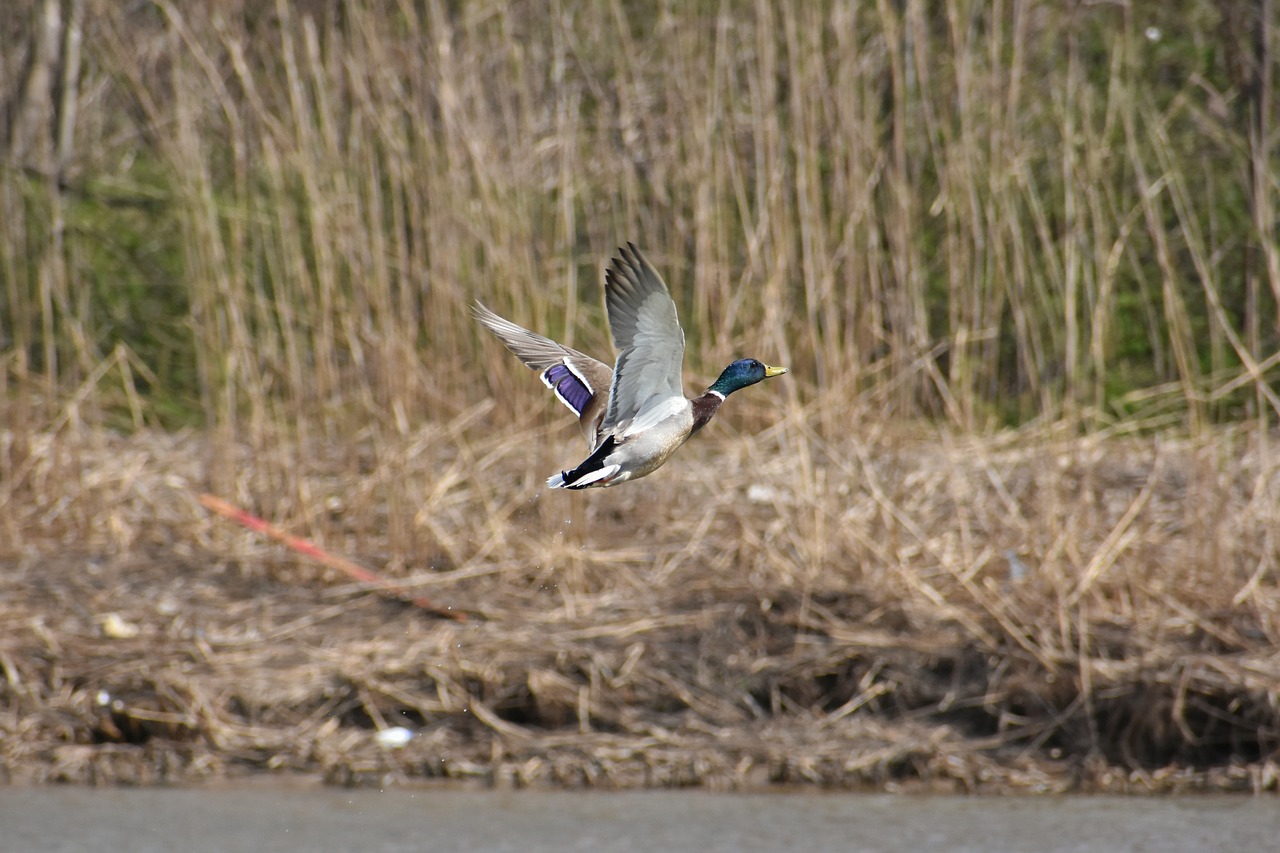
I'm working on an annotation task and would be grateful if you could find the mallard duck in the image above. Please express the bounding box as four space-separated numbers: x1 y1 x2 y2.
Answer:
475 243 787 489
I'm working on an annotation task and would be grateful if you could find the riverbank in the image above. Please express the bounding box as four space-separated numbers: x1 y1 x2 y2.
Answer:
3 423 1278 792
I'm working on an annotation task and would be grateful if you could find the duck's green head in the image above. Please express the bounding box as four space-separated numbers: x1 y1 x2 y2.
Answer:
710 358 788 396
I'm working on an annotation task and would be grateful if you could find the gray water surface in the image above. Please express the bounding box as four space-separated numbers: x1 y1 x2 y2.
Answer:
2 785 1276 852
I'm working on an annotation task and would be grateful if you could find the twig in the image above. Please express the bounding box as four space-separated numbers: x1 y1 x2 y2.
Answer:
198 492 466 621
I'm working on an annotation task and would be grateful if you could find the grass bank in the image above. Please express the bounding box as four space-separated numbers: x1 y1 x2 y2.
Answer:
2 419 1278 791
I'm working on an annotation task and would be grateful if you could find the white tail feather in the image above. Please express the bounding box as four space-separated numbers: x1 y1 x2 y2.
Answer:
548 463 620 489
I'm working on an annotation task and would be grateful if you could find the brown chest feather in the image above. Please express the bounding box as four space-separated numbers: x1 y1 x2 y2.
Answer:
690 392 725 435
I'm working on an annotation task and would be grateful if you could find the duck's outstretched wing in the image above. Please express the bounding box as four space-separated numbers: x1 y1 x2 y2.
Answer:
601 243 686 434
473 302 613 445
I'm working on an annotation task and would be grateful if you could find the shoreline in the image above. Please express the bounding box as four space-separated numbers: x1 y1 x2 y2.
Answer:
3 426 1278 794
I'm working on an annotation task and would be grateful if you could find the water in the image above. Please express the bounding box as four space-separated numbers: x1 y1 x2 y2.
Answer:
2 785 1275 852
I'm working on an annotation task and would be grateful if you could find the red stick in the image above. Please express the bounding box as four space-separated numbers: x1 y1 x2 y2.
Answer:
198 493 466 621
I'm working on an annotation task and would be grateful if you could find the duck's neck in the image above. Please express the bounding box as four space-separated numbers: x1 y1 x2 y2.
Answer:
690 390 726 435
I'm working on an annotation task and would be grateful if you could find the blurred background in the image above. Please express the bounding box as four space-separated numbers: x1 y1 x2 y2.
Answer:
5 0 1278 483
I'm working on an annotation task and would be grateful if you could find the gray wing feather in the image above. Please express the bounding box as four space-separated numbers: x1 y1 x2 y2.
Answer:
601 244 686 433
473 302 614 447
472 302 612 385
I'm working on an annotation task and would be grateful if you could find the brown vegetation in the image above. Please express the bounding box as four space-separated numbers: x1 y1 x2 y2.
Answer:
2 1 1279 790
3 413 1279 791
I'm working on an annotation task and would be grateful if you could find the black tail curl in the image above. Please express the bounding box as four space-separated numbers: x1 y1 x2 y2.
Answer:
559 435 618 489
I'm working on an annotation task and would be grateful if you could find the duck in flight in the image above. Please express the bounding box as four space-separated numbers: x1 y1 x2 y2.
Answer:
474 243 788 489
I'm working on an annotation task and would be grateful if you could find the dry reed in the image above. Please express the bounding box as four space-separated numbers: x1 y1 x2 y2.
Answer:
1 0 1279 790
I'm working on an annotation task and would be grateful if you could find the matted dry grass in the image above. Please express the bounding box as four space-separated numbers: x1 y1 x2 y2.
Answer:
3 408 1278 792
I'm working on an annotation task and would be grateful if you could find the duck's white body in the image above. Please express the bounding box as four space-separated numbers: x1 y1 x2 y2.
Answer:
475 243 786 489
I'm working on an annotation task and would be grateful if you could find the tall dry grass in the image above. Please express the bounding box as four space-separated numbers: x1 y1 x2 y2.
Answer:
3 1 1275 435
1 0 1279 786
2 0 1276 516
